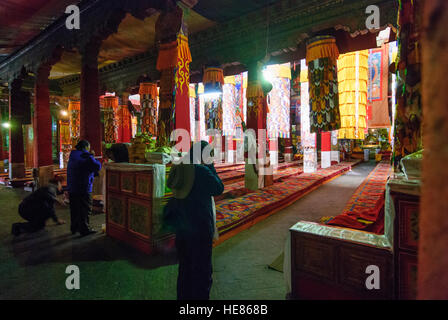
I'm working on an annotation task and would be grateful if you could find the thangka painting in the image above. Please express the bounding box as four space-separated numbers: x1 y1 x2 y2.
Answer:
367 44 390 128
204 97 223 132
267 77 290 139
234 72 247 128
368 49 383 101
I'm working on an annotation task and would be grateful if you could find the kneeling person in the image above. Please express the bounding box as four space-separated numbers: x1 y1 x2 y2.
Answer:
12 176 66 236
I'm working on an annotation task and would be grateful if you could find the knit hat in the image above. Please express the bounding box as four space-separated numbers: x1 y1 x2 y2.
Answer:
167 163 195 199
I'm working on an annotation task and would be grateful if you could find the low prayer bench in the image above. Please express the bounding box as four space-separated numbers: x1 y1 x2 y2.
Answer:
289 222 393 299
288 175 420 300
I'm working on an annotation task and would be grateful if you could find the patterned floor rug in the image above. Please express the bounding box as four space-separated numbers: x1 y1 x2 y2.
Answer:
325 161 392 233
215 160 361 236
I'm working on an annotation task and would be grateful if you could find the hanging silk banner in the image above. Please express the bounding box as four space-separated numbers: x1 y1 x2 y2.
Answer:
300 60 317 173
203 67 224 133
306 36 340 133
139 82 158 136
223 79 237 137
204 97 223 131
117 105 132 143
266 63 291 139
189 84 196 141
337 50 369 140
197 83 207 141
156 29 192 147
367 43 390 128
102 96 118 144
68 100 80 146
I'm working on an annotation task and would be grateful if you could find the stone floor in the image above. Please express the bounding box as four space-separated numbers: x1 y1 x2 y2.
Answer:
0 161 375 300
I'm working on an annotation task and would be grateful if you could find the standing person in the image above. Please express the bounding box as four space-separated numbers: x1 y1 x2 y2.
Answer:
11 176 66 236
67 140 101 236
165 141 224 300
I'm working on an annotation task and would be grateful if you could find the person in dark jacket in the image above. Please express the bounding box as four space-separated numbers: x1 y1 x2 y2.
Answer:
11 176 66 236
166 140 224 300
67 140 101 236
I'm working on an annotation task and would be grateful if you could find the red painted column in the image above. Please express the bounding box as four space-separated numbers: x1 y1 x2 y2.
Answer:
33 64 53 167
175 65 190 135
8 78 26 179
80 39 102 157
321 131 331 168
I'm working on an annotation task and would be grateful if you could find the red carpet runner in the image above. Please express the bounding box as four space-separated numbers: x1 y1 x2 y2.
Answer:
215 160 361 241
325 161 392 233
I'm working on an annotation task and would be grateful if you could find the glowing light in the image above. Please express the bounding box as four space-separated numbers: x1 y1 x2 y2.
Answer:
60 110 68 116
2 122 10 128
262 67 275 82
129 94 140 105
200 92 222 100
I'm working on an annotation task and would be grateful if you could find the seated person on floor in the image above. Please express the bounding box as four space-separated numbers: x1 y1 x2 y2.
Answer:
11 176 66 236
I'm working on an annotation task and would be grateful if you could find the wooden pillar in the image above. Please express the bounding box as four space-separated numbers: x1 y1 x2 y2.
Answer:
34 64 53 168
8 78 26 179
80 39 102 157
418 0 448 299
33 47 62 185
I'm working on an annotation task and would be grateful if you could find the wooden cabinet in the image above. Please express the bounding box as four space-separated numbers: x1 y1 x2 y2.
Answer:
290 230 393 300
105 163 173 254
392 190 420 300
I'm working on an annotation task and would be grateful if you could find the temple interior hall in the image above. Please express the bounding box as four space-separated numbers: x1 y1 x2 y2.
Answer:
0 0 447 301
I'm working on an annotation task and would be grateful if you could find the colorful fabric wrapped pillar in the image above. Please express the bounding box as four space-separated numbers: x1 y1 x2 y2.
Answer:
306 36 340 133
246 80 266 132
223 75 239 137
117 104 132 143
139 82 158 136
265 63 291 139
68 100 80 146
300 60 317 173
102 96 118 144
156 32 192 147
189 83 199 141
337 50 369 140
